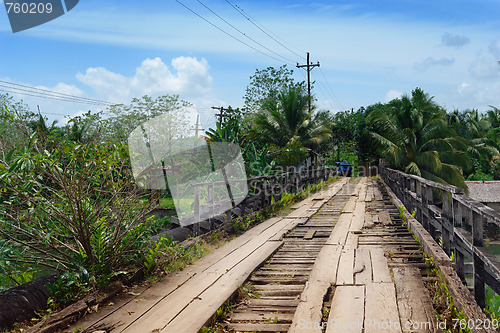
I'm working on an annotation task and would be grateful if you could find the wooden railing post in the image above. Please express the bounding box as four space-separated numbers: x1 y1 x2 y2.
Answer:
421 184 430 231
208 184 215 230
442 191 452 256
472 210 486 308
193 185 201 236
416 179 423 223
453 198 466 282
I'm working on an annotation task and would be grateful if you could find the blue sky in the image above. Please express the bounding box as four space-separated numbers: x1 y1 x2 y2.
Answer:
1 0 500 128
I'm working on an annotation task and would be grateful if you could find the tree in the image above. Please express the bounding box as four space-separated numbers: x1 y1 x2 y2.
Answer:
243 65 308 114
99 94 191 143
368 87 470 189
0 112 156 287
0 94 37 156
249 86 331 166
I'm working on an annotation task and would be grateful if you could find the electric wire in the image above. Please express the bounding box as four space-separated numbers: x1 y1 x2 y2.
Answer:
195 0 295 64
0 80 115 106
318 67 345 110
175 0 290 64
311 71 342 111
225 0 306 60
0 86 112 106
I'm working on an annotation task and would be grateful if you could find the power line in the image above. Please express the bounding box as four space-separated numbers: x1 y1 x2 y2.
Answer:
317 67 345 110
0 86 111 106
195 0 295 64
0 80 115 106
225 0 306 60
175 0 289 64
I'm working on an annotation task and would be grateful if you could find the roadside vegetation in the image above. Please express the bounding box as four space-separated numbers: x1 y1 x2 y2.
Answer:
1 65 500 328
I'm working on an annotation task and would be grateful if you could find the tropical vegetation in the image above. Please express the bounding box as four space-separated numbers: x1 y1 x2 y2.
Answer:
1 64 500 325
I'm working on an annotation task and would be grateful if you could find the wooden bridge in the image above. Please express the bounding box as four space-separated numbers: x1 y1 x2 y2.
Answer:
64 173 499 333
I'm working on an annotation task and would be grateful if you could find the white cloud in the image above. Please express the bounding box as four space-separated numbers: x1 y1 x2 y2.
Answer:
414 57 455 71
76 57 213 104
469 42 500 80
441 32 470 49
385 90 402 102
457 82 471 94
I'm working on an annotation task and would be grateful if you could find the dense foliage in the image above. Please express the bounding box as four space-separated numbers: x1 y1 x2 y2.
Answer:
1 66 500 308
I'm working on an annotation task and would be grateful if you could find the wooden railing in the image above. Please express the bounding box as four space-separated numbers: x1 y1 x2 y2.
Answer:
380 167 500 308
187 167 334 235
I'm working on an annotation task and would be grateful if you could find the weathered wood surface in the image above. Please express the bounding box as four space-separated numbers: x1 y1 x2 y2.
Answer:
393 266 440 333
326 286 364 333
381 173 497 333
65 176 477 333
66 178 346 333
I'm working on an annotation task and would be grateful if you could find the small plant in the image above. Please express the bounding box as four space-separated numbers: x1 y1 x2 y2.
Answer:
144 236 175 275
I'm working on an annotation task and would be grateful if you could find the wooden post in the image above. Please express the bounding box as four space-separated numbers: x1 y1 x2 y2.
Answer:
208 184 214 230
453 199 466 282
258 179 265 209
193 185 200 236
442 191 452 256
472 210 486 308
421 184 430 230
416 180 423 224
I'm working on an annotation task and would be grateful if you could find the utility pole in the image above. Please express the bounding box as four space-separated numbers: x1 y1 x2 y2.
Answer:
192 114 205 138
297 52 320 112
211 106 229 124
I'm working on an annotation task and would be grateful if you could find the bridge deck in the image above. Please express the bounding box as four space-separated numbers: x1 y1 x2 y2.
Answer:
67 178 441 333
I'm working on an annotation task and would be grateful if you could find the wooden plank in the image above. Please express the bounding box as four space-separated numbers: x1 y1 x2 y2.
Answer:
370 248 392 283
354 248 372 284
269 218 305 241
326 286 364 333
230 312 294 322
336 248 355 285
343 197 357 213
288 245 342 333
392 266 440 332
227 323 291 332
304 229 316 239
349 211 365 232
157 241 282 333
122 217 293 332
378 211 392 225
345 232 358 247
365 283 401 333
326 214 352 245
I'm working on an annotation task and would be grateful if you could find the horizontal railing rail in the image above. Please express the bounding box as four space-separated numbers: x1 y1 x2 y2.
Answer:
380 166 500 309
187 167 334 235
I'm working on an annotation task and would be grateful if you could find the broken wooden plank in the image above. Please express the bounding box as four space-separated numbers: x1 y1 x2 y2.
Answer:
304 229 316 239
378 210 392 225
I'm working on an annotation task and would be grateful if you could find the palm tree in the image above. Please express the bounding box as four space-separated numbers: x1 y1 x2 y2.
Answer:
368 87 470 189
249 86 332 150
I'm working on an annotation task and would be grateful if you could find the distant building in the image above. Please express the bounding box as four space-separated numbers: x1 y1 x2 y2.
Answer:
465 181 500 213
